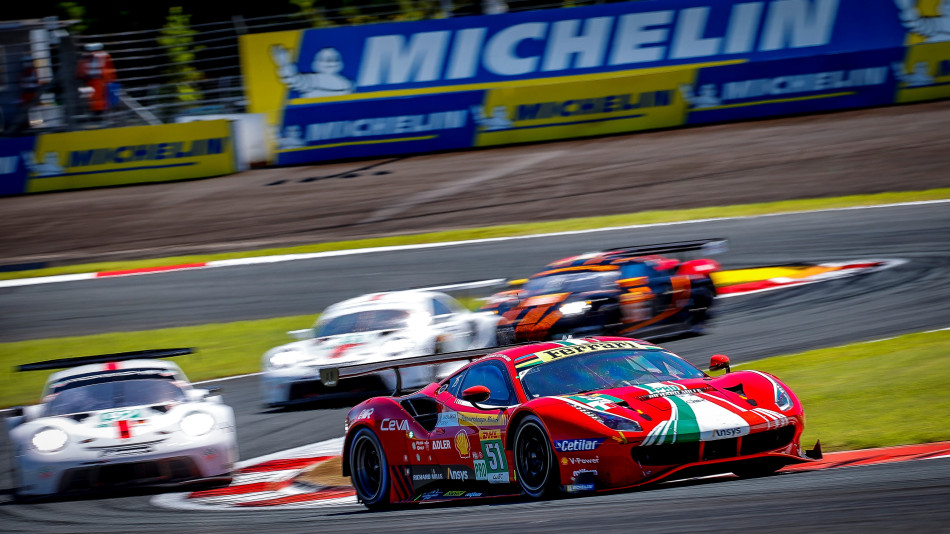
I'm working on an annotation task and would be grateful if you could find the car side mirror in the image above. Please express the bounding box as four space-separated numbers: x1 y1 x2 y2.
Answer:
709 354 731 373
462 385 491 404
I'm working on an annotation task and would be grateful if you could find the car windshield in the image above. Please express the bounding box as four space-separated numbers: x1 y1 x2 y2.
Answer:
315 309 415 337
523 270 619 296
45 378 186 416
518 349 706 399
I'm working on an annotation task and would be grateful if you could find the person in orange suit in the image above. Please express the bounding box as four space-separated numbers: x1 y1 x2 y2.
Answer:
77 42 116 123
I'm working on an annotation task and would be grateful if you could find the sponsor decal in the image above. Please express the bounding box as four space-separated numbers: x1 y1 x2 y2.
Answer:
455 430 471 457
639 386 712 400
411 466 445 481
459 411 507 426
447 467 470 481
712 427 745 438
553 438 605 452
380 418 409 431
474 459 488 480
432 439 451 450
355 408 374 420
534 340 646 359
567 456 600 465
465 492 483 497
487 472 510 484
480 438 509 483
436 411 459 428
444 490 466 497
98 444 155 457
418 489 443 501
479 429 502 441
572 469 598 478
566 483 596 493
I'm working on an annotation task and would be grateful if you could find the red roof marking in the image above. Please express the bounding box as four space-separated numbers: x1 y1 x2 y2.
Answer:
235 487 356 506
117 419 131 439
329 343 361 359
782 441 950 472
188 479 295 498
237 456 336 474
104 361 119 371
96 263 209 277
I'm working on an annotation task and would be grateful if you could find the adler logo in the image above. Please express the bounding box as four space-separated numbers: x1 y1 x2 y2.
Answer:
432 439 451 450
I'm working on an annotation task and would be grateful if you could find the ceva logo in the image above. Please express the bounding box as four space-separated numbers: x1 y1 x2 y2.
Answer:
381 418 409 431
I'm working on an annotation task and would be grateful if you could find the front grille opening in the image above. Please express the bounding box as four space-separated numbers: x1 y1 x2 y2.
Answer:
741 425 796 456
631 442 700 466
58 457 199 493
703 437 739 461
289 375 388 400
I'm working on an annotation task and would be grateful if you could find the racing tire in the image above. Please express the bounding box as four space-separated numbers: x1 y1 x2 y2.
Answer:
349 427 392 510
513 415 559 499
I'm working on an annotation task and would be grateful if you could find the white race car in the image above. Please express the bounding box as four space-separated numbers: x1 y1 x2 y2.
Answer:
6 348 238 499
261 290 500 407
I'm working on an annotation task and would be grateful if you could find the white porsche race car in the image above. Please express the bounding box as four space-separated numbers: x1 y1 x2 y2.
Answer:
6 349 238 499
261 290 500 407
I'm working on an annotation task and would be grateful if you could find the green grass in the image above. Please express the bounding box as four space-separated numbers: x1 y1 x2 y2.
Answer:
3 321 948 453
733 328 950 452
3 188 948 282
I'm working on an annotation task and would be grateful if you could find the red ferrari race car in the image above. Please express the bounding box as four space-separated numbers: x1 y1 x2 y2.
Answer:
338 337 820 509
480 239 725 343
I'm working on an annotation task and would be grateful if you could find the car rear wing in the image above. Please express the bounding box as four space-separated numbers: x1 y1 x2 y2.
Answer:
17 348 195 372
602 238 728 258
320 343 531 395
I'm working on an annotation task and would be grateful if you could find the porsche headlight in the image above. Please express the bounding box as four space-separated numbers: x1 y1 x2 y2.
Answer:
181 412 216 437
775 384 793 411
32 427 68 452
383 336 414 356
559 301 592 316
268 349 303 369
597 412 642 432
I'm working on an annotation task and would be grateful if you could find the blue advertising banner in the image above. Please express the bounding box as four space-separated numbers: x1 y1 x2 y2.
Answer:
275 91 484 165
0 136 37 196
682 47 907 124
262 0 907 102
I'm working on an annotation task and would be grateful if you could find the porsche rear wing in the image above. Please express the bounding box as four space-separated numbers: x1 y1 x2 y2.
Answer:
320 344 531 395
602 238 728 258
17 348 195 372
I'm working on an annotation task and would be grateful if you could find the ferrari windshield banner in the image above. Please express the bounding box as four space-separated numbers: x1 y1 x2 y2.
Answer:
239 0 950 165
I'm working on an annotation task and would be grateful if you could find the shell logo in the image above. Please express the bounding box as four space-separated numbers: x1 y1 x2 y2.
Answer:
455 430 471 458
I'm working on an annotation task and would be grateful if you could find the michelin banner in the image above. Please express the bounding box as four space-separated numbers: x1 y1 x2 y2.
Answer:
0 121 237 195
240 0 950 164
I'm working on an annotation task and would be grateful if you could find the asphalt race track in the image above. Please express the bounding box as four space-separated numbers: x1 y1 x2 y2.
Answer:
1 202 949 532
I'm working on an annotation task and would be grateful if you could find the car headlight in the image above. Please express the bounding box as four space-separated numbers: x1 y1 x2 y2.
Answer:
597 412 642 432
32 427 68 452
181 412 216 437
559 301 592 316
383 336 414 356
268 349 303 369
775 384 793 411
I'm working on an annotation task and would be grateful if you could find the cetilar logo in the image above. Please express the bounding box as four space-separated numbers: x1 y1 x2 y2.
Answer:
344 0 841 90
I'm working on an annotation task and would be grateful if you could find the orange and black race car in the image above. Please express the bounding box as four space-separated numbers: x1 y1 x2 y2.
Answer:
480 239 726 343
